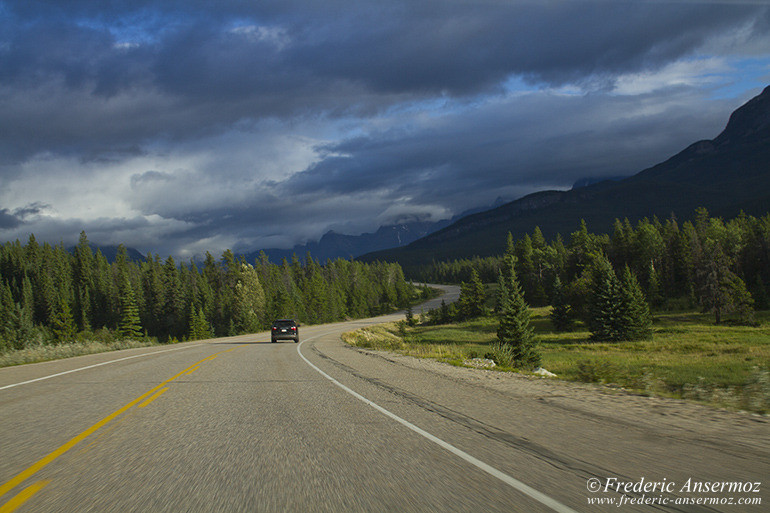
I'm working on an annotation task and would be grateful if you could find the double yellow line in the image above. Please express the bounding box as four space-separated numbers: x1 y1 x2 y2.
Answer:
0 345 243 512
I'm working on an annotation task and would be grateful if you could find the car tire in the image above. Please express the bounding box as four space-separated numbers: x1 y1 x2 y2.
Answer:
294 338 299 343
271 338 276 343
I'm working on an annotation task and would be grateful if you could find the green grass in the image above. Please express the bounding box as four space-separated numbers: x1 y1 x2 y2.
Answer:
0 338 162 368
343 309 770 413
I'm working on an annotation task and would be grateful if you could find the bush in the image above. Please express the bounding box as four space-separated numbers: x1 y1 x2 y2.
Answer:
485 342 516 368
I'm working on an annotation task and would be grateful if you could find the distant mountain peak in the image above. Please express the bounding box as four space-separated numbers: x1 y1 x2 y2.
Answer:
715 85 770 145
359 84 770 269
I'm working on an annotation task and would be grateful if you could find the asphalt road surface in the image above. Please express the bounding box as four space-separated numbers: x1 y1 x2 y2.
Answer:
1 285 767 512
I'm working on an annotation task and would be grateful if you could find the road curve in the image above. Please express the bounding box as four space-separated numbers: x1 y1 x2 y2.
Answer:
1 284 768 512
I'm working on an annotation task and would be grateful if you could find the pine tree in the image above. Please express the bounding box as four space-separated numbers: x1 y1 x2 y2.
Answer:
588 256 625 341
724 276 756 326
405 304 416 326
189 307 211 340
73 231 94 332
549 275 572 332
458 269 485 318
0 282 16 350
753 276 768 310
118 276 142 339
50 292 76 343
646 262 663 308
496 257 539 368
589 259 653 341
619 266 653 340
698 241 750 324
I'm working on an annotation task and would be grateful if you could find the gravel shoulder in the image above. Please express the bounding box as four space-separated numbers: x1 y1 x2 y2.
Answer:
346 344 770 456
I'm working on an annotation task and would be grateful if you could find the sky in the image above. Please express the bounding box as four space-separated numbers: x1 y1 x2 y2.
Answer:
1 0 769 260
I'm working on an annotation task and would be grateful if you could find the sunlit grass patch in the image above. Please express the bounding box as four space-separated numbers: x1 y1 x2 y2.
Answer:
342 308 770 413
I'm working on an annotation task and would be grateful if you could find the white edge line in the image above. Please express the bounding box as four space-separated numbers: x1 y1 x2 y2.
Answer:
0 343 205 391
297 335 578 513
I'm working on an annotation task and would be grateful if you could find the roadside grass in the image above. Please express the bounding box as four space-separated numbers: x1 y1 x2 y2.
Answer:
342 308 770 413
0 336 161 368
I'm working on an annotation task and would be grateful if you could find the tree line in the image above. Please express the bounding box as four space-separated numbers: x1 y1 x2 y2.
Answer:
416 208 768 325
0 232 418 352
415 208 768 368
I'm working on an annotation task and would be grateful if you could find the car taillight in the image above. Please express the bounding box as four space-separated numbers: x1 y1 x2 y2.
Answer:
272 327 277 330
290 327 296 331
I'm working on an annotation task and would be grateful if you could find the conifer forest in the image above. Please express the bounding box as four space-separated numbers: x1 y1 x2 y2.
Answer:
418 209 770 332
0 233 417 351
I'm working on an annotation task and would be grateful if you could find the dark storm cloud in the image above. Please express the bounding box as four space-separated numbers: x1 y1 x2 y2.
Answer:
1 0 767 162
0 209 21 229
2 0 769 256
284 90 736 213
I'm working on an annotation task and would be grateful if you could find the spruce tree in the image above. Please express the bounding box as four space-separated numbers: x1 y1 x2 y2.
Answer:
549 275 572 332
619 266 653 340
496 257 539 368
588 256 624 341
697 241 754 324
405 304 416 326
189 307 211 340
458 269 485 318
50 292 76 343
589 259 654 341
118 276 142 339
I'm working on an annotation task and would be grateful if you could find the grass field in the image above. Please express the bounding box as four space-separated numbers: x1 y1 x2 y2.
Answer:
342 308 770 413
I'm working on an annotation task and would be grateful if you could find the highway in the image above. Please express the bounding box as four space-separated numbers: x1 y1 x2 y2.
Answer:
1 285 768 512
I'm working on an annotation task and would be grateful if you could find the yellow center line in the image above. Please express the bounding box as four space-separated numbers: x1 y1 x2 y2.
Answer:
0 481 50 513
183 366 200 375
138 387 169 408
0 345 246 501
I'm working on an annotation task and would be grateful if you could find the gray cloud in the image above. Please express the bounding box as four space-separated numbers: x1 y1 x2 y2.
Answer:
0 209 22 229
0 1 769 257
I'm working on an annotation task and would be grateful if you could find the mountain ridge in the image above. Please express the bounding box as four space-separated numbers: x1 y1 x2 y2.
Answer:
243 200 512 263
359 86 770 269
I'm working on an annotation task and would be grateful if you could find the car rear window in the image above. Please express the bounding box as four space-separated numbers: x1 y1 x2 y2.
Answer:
274 320 295 328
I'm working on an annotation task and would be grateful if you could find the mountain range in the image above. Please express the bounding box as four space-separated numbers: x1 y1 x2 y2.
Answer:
245 199 513 264
359 85 770 270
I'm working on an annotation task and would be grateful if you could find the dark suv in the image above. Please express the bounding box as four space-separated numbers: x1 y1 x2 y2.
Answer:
271 319 299 343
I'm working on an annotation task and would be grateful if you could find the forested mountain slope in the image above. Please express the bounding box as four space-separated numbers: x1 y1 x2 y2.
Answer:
361 86 770 268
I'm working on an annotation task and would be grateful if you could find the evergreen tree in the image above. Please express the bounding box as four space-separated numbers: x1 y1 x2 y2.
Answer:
0 282 17 350
588 256 625 341
405 304 416 326
189 307 211 340
50 291 76 342
73 231 94 331
697 241 753 324
233 263 266 333
753 276 768 310
160 256 185 339
549 275 572 332
496 257 540 368
457 268 485 318
724 276 756 326
619 266 653 340
646 262 663 308
589 258 653 341
438 299 451 323
118 276 142 339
